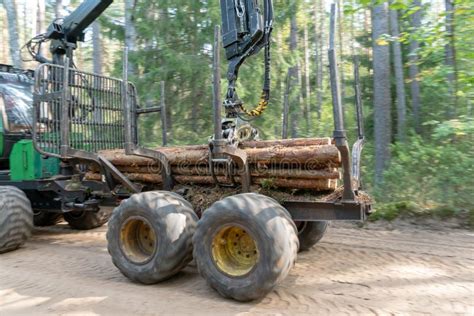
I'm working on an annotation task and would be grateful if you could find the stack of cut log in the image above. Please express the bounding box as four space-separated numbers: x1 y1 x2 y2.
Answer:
85 137 342 191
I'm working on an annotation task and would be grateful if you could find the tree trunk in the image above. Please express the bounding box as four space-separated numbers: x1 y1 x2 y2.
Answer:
372 2 392 184
55 0 63 19
3 0 22 68
36 0 45 35
289 14 300 138
336 0 346 104
30 0 37 38
0 9 7 64
389 3 407 142
303 25 311 131
364 9 371 73
125 0 137 76
409 0 422 134
36 0 46 58
92 21 102 75
282 68 291 139
445 0 457 117
314 0 325 120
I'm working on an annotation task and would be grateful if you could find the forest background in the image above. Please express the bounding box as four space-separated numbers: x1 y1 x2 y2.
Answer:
1 0 473 225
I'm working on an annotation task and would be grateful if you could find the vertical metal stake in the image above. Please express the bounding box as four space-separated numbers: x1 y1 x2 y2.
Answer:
60 57 71 158
351 55 366 188
329 3 355 201
282 69 290 139
122 47 133 154
213 25 223 142
353 56 365 140
160 81 168 146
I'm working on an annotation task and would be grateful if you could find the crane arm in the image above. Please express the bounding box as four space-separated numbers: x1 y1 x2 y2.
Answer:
220 0 273 118
27 0 113 65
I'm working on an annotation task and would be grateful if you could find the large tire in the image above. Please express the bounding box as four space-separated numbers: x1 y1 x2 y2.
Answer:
33 211 62 227
107 191 198 284
193 193 299 301
296 221 329 252
64 207 112 230
0 186 33 254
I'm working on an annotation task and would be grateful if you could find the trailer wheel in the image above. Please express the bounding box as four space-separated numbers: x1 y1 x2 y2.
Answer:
107 191 198 284
0 186 33 254
64 207 111 230
193 193 299 301
296 221 329 252
33 211 62 227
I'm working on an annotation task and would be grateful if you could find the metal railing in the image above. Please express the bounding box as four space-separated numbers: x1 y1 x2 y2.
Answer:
33 61 133 158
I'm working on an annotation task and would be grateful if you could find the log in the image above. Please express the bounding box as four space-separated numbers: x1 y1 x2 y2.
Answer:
173 165 340 179
84 172 338 191
242 137 331 148
98 145 341 167
244 145 340 165
88 164 340 180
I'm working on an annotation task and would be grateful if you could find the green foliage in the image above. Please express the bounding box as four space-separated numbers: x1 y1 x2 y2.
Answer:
373 117 474 210
369 201 423 222
369 202 474 229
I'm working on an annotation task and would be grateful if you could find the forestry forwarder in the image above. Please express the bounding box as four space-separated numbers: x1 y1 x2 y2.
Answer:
0 0 372 301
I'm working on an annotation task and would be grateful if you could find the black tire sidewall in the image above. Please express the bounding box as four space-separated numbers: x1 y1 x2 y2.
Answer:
194 193 298 301
33 211 62 226
298 221 329 251
0 186 33 253
64 207 111 230
107 192 197 284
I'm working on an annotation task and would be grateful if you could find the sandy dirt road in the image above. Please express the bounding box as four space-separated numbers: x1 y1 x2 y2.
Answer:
0 223 472 315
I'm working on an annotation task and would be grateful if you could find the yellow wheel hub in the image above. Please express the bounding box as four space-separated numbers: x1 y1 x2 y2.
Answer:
211 225 258 277
120 217 157 264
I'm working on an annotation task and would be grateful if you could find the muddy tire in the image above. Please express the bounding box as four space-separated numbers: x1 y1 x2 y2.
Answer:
296 221 329 252
33 211 62 227
0 186 33 254
107 191 198 284
64 207 112 230
193 193 299 301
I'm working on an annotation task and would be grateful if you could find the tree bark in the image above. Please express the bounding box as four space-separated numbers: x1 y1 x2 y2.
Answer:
85 172 338 191
98 144 341 167
125 0 137 76
289 14 300 138
336 0 346 104
303 25 311 130
3 0 22 68
243 137 331 148
372 1 392 184
282 68 291 139
0 9 7 64
409 0 422 134
389 3 407 142
55 0 63 19
30 0 37 38
314 0 325 120
89 165 340 180
36 0 46 58
445 0 457 117
92 21 102 75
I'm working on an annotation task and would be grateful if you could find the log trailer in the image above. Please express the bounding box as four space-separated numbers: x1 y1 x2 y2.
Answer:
0 0 372 301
